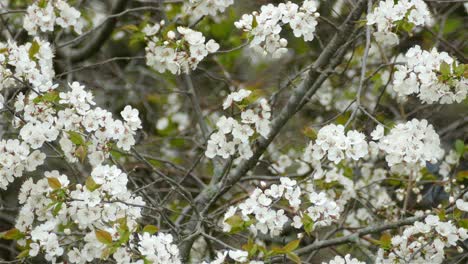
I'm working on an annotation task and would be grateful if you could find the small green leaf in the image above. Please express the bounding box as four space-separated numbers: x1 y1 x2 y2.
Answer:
303 127 317 140
458 219 468 229
1 228 23 240
29 40 40 60
95 230 113 245
16 249 30 259
453 64 465 77
302 214 314 235
283 239 300 252
440 62 451 76
379 232 392 250
85 176 101 191
271 245 286 255
455 139 465 156
52 202 63 216
47 177 62 190
67 131 85 145
75 145 88 163
456 171 468 182
142 225 159 235
401 21 415 33
287 252 302 264
42 90 59 103
38 0 48 8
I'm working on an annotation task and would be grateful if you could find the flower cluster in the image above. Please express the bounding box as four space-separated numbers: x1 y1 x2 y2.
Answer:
185 0 234 22
234 1 320 57
5 38 55 91
205 89 271 160
323 254 365 264
376 119 444 168
18 81 141 167
304 124 369 164
23 0 82 35
12 165 180 263
145 23 220 74
393 45 467 104
222 177 341 237
367 0 432 46
0 39 142 189
0 139 45 189
376 215 467 263
138 232 181 264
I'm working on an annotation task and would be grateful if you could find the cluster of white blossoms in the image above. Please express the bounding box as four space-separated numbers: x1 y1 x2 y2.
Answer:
144 22 220 74
138 232 181 264
185 0 234 22
23 0 82 35
4 38 55 92
323 254 365 264
375 119 444 168
304 124 369 164
12 165 180 263
234 0 320 58
367 0 432 46
205 89 271 160
393 45 467 104
376 215 468 263
0 139 45 189
0 39 142 190
222 177 341 237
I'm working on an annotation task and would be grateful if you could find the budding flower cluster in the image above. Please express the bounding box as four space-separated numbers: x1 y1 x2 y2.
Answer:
145 23 220 74
235 1 320 58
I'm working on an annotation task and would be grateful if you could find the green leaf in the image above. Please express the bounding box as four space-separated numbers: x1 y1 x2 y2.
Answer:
38 0 48 8
379 232 392 250
47 177 62 190
29 40 40 60
458 219 468 229
118 229 131 244
401 21 415 33
242 238 258 257
95 230 113 245
120 24 139 32
85 176 101 191
225 215 252 234
455 139 465 156
75 145 88 163
32 90 60 104
42 90 59 103
287 252 302 264
142 225 159 235
456 171 468 182
67 131 85 145
303 127 317 140
453 64 465 77
1 228 23 240
440 62 451 76
302 214 314 235
271 245 286 255
52 202 63 216
16 249 30 259
283 239 300 253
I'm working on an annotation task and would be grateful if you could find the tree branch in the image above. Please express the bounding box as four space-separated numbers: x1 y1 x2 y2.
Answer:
57 0 129 63
295 215 425 255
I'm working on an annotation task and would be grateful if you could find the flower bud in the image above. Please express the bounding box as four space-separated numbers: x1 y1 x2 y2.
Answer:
167 31 176 40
